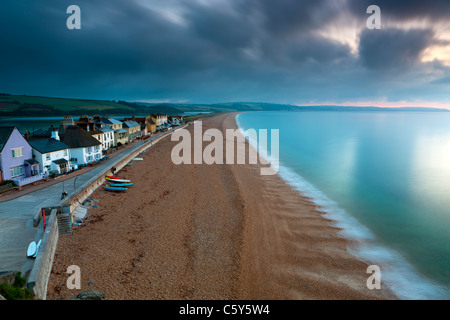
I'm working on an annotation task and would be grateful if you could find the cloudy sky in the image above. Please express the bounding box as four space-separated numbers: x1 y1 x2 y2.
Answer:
1 0 450 108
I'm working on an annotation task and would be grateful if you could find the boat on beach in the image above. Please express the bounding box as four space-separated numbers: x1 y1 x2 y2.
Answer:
33 240 42 258
109 183 134 187
27 241 37 257
105 177 131 183
103 186 128 192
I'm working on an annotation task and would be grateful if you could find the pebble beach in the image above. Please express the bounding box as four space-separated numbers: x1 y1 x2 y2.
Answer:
46 112 397 300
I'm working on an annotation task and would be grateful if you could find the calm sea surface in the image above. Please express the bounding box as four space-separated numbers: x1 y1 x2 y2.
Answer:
237 111 450 299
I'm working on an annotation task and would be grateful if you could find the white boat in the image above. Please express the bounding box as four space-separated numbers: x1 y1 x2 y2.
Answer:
105 177 131 183
33 240 42 258
27 241 37 257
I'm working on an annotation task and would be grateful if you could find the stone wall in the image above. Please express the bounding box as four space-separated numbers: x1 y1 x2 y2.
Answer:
26 208 58 300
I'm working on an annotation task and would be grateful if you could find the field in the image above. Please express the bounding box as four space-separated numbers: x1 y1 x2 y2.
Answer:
0 94 180 117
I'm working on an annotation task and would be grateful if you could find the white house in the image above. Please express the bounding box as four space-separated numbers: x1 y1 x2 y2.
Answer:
60 125 103 168
28 131 72 177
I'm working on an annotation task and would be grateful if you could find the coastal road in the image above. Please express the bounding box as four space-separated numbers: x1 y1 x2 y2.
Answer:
0 127 183 275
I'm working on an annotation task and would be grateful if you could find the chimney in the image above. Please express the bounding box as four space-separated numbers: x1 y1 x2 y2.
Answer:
51 130 60 141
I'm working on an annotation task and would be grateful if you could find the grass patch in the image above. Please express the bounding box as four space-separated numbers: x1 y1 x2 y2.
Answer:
0 272 34 300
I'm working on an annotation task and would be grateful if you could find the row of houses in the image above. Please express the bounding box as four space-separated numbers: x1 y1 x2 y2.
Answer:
0 114 184 187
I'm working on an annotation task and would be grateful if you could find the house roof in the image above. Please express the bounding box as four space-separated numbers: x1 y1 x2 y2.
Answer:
30 128 52 138
0 126 16 153
122 120 140 128
102 118 122 125
60 125 101 148
97 127 114 133
87 128 103 136
124 117 146 123
29 138 70 154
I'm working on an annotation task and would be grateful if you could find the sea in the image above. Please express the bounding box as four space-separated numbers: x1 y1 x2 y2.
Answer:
236 111 450 300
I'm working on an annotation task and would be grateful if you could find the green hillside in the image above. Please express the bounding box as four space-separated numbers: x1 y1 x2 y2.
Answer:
0 94 182 117
138 101 304 113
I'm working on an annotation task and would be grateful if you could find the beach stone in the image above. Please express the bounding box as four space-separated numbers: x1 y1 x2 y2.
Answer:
72 290 104 300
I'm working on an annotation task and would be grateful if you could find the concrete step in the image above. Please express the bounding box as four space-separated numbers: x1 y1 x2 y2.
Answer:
56 213 73 235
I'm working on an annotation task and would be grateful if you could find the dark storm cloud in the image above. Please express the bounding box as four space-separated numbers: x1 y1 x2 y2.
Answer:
184 2 256 50
0 0 216 97
253 0 337 36
359 28 434 71
0 0 355 99
0 0 448 104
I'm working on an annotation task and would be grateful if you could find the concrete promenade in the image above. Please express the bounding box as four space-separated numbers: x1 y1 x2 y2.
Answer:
0 126 185 275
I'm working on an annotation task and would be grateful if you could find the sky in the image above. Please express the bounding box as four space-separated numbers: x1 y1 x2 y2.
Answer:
1 0 450 108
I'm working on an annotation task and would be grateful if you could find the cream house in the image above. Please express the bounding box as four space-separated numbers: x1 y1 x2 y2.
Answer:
122 120 141 141
102 118 129 147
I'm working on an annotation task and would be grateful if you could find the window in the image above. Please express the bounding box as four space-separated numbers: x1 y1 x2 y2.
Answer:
11 147 23 158
64 149 68 156
10 165 24 178
46 154 51 161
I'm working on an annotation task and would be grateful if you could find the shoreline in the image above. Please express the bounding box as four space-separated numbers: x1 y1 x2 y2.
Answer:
228 113 397 299
46 112 397 300
237 112 450 300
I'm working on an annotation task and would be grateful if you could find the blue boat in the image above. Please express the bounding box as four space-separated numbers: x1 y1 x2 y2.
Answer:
109 183 134 187
103 186 127 192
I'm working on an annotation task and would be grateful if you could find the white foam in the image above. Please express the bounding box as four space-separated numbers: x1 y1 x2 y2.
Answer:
236 114 450 300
